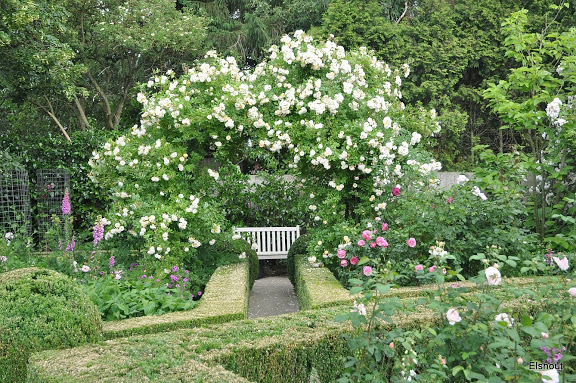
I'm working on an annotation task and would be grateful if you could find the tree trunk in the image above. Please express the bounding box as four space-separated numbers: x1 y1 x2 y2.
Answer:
74 96 90 130
88 70 114 130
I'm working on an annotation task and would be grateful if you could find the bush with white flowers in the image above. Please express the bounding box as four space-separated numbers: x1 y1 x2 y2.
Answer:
89 30 442 267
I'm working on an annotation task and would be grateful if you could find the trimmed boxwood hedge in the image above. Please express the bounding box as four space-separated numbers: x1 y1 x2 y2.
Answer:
27 281 554 383
0 268 102 383
286 233 311 286
287 238 353 309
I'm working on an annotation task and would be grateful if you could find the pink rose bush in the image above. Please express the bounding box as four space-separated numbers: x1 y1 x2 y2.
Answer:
323 220 422 283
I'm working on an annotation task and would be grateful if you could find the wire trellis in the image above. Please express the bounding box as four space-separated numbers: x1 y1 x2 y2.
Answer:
0 170 32 236
36 169 71 238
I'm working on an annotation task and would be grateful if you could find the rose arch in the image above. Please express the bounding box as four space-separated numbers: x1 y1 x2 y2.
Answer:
89 31 442 271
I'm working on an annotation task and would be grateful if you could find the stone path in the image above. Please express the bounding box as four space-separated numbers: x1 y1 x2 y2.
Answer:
247 276 299 319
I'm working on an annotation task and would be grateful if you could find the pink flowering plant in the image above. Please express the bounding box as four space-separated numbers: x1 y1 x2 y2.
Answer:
313 218 421 287
337 230 576 381
337 240 576 381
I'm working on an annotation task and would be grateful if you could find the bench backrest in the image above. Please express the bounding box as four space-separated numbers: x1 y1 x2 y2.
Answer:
233 226 300 260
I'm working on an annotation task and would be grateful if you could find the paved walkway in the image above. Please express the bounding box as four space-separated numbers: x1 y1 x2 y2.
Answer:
247 276 299 319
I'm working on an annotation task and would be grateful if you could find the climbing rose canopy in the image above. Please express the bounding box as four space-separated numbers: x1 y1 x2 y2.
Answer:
89 30 442 265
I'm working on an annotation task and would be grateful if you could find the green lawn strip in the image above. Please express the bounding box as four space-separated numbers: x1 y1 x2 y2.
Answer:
102 260 250 339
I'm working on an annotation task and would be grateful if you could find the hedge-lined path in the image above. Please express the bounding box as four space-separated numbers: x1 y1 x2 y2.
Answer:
248 276 299 318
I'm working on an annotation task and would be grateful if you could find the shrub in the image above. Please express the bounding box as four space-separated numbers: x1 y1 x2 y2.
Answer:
286 233 311 285
0 267 102 382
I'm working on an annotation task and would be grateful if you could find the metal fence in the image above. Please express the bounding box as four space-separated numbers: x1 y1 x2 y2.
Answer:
36 169 71 238
0 170 32 236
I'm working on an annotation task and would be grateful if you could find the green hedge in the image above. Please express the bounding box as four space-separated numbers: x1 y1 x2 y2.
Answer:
287 239 353 310
102 254 256 340
0 268 102 383
286 233 311 286
28 280 554 383
27 307 352 383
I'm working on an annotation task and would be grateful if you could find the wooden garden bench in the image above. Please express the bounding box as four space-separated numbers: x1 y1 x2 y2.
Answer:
233 226 301 260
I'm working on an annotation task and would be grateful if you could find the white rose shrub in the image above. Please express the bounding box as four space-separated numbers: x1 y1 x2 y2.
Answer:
89 30 442 271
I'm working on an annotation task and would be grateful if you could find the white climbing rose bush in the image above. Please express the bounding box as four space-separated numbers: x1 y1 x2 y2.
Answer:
89 30 442 266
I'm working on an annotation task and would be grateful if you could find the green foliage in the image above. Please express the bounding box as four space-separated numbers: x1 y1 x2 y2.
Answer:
26 273 575 382
102 260 253 339
0 129 111 233
0 267 102 383
336 249 576 381
82 272 199 321
290 251 352 310
286 232 311 285
0 0 82 100
213 167 312 227
484 6 576 249
311 182 536 288
381 182 536 281
313 0 576 168
181 0 328 67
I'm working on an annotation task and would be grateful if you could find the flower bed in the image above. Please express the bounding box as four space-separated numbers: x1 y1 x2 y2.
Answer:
102 258 255 339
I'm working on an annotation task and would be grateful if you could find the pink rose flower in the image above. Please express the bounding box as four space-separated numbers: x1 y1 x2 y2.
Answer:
392 187 400 196
357 240 365 247
363 266 372 276
540 369 560 383
569 287 576 297
389 342 394 349
382 223 389 231
362 230 372 240
350 256 359 265
406 237 416 248
446 308 462 325
415 264 424 272
448 197 453 204
337 249 346 259
553 256 569 271
375 237 388 247
428 265 436 273
340 259 348 267
485 267 502 285
370 242 377 248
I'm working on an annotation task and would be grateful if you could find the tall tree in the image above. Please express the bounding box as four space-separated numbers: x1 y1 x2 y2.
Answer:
1 0 209 139
0 0 84 141
71 0 209 131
